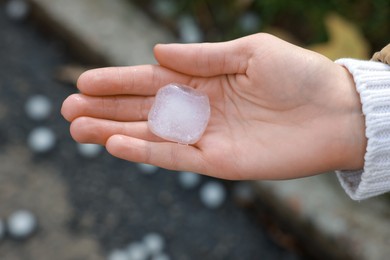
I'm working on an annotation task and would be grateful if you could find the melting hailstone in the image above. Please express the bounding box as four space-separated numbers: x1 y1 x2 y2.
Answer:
107 249 128 260
143 232 165 254
25 94 52 121
199 181 226 209
28 127 56 153
178 171 201 189
148 83 210 145
7 210 37 239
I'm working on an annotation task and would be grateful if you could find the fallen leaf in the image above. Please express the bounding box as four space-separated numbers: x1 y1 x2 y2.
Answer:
308 13 370 60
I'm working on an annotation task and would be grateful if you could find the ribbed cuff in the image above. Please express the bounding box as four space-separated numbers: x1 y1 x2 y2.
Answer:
335 58 390 200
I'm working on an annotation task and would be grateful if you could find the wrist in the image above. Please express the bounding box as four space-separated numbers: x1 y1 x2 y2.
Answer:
334 58 390 172
335 64 367 170
334 58 390 199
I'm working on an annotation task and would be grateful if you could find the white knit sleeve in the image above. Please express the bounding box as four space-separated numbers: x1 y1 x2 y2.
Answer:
335 58 390 200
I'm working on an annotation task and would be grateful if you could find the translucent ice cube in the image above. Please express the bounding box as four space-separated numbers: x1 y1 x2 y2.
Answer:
148 83 210 145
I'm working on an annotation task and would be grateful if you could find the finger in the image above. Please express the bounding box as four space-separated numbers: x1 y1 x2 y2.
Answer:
77 65 192 96
153 37 250 77
62 94 154 122
70 117 163 145
106 135 206 172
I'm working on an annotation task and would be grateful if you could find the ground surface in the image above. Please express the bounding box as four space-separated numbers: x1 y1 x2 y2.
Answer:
0 6 299 260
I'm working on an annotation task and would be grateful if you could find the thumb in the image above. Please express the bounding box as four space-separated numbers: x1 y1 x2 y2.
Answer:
154 38 250 77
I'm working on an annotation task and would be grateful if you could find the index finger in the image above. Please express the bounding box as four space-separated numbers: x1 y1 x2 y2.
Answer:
77 64 192 96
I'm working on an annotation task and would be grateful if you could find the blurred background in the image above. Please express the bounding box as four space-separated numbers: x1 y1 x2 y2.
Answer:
0 0 389 259
134 0 389 59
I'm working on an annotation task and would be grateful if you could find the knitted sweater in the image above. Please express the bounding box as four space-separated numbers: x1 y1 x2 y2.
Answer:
335 58 390 200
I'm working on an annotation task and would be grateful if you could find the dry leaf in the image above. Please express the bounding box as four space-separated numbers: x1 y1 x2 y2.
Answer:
308 13 370 60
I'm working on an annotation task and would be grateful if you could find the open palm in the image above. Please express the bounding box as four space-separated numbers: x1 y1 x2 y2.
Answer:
62 33 366 180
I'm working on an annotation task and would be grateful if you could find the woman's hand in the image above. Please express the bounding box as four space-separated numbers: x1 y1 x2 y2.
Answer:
61 33 366 180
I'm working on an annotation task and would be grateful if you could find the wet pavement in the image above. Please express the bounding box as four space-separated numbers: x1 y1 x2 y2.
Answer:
0 4 300 260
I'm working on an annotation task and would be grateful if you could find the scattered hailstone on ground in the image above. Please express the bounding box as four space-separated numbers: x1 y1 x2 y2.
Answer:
178 15 203 43
0 218 5 240
239 12 261 33
199 181 226 209
143 233 165 255
77 143 103 158
28 127 56 153
107 249 129 260
25 94 52 121
5 0 30 21
137 163 158 174
151 253 171 260
7 210 37 239
148 83 210 145
232 182 255 206
178 171 201 189
127 242 148 260
151 0 175 18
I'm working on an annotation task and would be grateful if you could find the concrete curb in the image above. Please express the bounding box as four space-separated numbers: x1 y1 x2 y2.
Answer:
255 175 389 260
29 0 174 66
27 0 390 259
